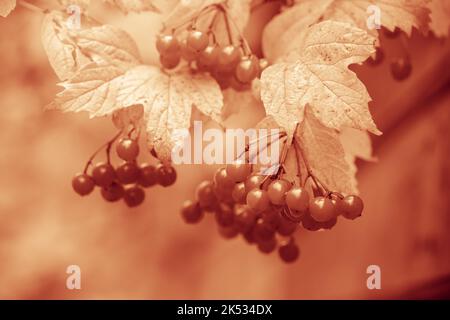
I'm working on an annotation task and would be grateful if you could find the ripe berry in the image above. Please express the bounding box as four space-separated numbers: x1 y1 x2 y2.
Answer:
181 200 203 224
123 185 145 207
72 173 95 196
318 217 338 230
218 225 240 239
215 203 235 227
244 174 265 191
267 179 291 206
226 160 252 183
138 163 157 188
180 39 197 61
199 45 219 67
156 34 180 54
156 164 177 187
116 138 139 161
231 182 247 204
247 189 270 212
101 182 124 202
277 217 298 236
253 218 275 242
213 167 234 189
235 56 259 83
187 30 209 51
278 239 300 263
195 180 216 209
92 162 116 187
230 76 251 92
285 187 309 212
217 45 240 72
257 237 277 254
301 214 321 231
160 53 181 69
390 57 412 81
340 195 364 220
309 196 336 222
234 205 257 233
116 162 140 185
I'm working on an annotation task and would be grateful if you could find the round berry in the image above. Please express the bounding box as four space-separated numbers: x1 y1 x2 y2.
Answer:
116 162 140 185
261 209 281 230
180 39 198 61
218 225 240 239
156 34 180 54
123 185 145 207
187 30 209 51
226 160 252 183
277 217 298 236
156 164 177 187
253 218 275 242
247 188 270 212
217 45 240 72
234 205 257 233
116 138 139 161
101 182 124 202
278 239 300 263
160 53 181 69
267 179 291 206
213 167 234 189
215 203 234 227
92 162 116 187
340 195 364 220
390 57 412 81
72 173 95 196
244 174 265 191
199 45 219 67
309 196 336 222
231 182 247 204
230 76 251 91
181 200 203 224
195 180 216 209
285 187 309 212
235 56 259 83
138 163 157 188
301 214 321 231
257 237 277 254
318 217 338 230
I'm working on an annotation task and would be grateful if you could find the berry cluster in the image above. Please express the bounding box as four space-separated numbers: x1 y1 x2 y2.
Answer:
72 134 177 207
181 161 364 263
156 3 269 91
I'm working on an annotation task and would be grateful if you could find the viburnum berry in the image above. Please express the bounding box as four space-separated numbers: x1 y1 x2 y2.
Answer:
340 195 364 220
261 210 281 230
156 164 177 187
253 218 276 242
195 180 216 209
181 200 203 224
101 182 124 202
231 182 247 204
198 45 219 68
116 138 139 162
390 57 412 81
72 173 95 196
160 53 181 69
234 205 257 233
180 39 198 61
123 185 145 207
116 162 140 185
235 56 259 83
317 217 338 230
156 34 180 55
226 160 252 183
247 188 270 212
301 214 321 231
277 217 298 236
257 237 277 254
217 45 240 72
215 203 235 227
278 238 300 263
244 174 265 191
230 76 251 92
309 196 336 222
92 162 116 187
187 30 209 52
285 187 309 212
218 225 240 239
213 167 234 190
138 163 157 188
267 179 291 206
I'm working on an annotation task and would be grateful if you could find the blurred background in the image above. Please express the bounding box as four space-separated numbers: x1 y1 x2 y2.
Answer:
0 1 449 299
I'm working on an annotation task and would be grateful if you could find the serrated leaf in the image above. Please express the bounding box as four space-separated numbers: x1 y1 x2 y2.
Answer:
0 0 15 18
103 0 164 13
428 0 450 37
296 106 356 195
260 21 380 135
263 0 431 61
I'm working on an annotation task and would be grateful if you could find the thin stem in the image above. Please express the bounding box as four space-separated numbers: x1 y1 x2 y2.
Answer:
219 4 252 55
219 6 234 45
83 130 122 174
18 0 48 14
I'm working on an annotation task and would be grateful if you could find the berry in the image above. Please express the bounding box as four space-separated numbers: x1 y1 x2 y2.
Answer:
101 182 124 202
244 174 265 191
198 45 219 67
253 218 275 242
138 163 157 188
309 196 336 222
247 188 270 212
340 195 364 220
116 162 140 185
261 210 281 230
156 34 180 54
215 203 235 227
278 239 300 263
218 225 240 239
277 217 298 236
180 39 197 61
234 205 257 233
267 179 291 206
231 182 247 204
257 237 277 254
123 185 145 207
72 173 95 196
317 217 338 230
235 56 259 83
226 160 252 183
213 183 234 204
181 200 203 224
367 48 384 66
258 58 269 77
195 180 216 209
187 30 209 51
217 45 240 72
156 164 177 187
92 162 116 187
213 167 234 189
302 214 321 231
230 76 251 91
160 53 181 69
391 57 412 81
116 138 139 161
282 207 306 222
285 187 309 212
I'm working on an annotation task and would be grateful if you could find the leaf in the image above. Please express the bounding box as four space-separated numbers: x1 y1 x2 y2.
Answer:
41 11 140 80
428 0 450 37
57 0 91 10
260 21 380 136
103 0 164 13
263 0 431 62
0 0 15 18
340 127 374 162
296 106 356 195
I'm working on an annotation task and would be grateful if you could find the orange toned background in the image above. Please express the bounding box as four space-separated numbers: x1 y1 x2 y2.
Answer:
0 2 449 299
